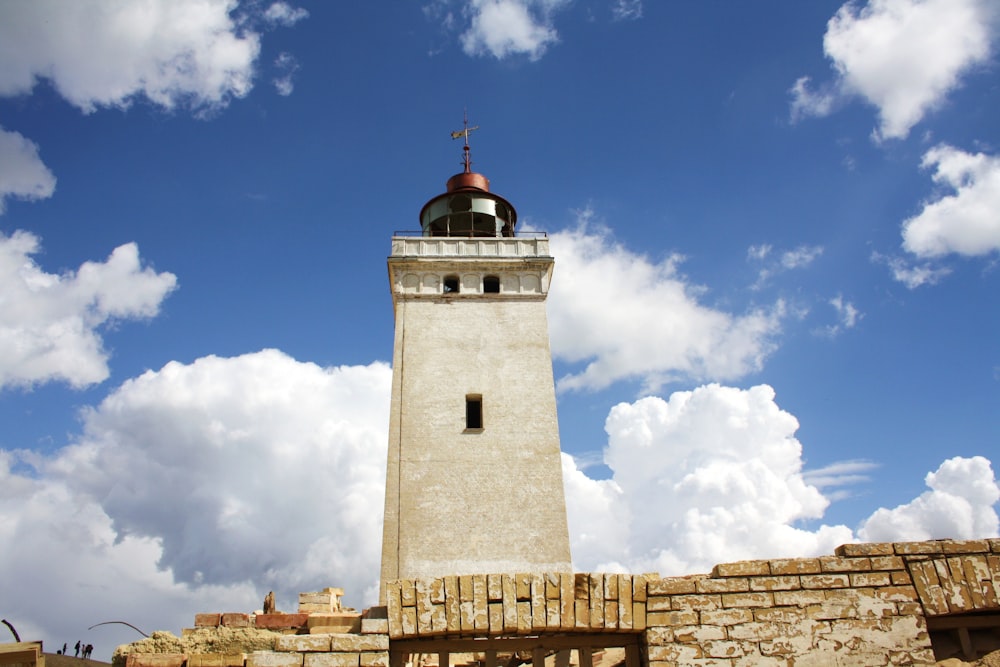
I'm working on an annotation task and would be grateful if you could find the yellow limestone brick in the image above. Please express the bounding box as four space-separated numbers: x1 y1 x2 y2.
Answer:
713 560 771 577
937 557 972 613
605 573 619 600
820 556 871 572
545 572 561 599
768 558 821 575
444 576 461 633
942 539 990 554
516 573 532 600
276 636 331 652
416 580 436 635
619 575 633 630
400 580 417 607
849 572 892 587
559 572 576 630
304 654 358 667
489 602 503 634
460 575 475 632
836 542 895 557
502 574 519 633
869 556 905 571
329 636 390 652
401 607 417 637
633 574 648 602
473 575 489 631
248 654 302 667
517 601 532 634
546 598 560 629
961 556 990 610
430 604 446 634
531 574 547 630
360 654 388 667
697 577 751 593
575 599 590 629
895 541 943 555
632 600 646 630
589 574 605 630
188 655 245 667
487 574 503 601
385 581 403 639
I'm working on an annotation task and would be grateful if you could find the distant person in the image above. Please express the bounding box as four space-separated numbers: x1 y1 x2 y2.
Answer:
62 644 67 655
85 644 93 659
75 641 81 657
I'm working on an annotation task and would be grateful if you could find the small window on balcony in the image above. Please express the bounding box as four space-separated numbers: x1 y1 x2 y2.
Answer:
483 275 500 293
466 395 483 430
444 275 460 293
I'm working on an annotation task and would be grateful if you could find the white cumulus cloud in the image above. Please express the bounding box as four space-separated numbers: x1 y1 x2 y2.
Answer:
564 384 857 574
548 225 784 393
0 231 178 389
791 0 997 140
0 0 287 113
902 144 1000 258
859 456 999 541
0 125 56 213
1 350 390 653
458 0 569 60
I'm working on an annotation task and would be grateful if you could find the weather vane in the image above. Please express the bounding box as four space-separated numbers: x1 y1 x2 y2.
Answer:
450 110 479 173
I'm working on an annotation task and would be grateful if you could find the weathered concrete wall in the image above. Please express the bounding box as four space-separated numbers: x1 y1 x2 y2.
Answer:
381 236 571 596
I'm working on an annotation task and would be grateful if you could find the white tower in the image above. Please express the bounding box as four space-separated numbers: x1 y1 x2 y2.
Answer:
380 125 572 599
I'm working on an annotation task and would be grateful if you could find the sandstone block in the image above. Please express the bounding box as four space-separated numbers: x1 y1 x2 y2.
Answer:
646 645 703 662
800 574 849 589
329 634 389 652
303 654 358 667
248 653 302 667
547 598 562 629
516 573 532 600
873 585 918 602
545 572 561 599
645 596 672 612
702 640 745 658
531 574 547 630
399 580 417 608
574 599 589 628
672 624 726 643
360 618 388 635
127 655 187 667
721 592 773 608
275 636 331 652
773 590 826 606
869 556 905 571
701 609 753 626
194 614 221 628
941 539 990 554
768 558 821 575
401 607 417 636
560 574 576 630
644 627 674 645
894 541 943 555
696 578 750 594
672 594 722 610
647 576 697 596
749 576 800 592
753 608 804 623
489 602 503 634
890 570 913 586
819 556 870 572
849 572 892 587
360 654 388 667
256 614 309 631
222 614 251 628
444 576 461 633
308 615 361 634
836 543 895 557
517 601 532 634
604 573 619 601
188 654 245 667
632 574 648 602
487 574 503 601
712 560 770 578
632 601 646 631
727 621 787 641
385 582 402 639
588 574 605 630
646 609 698 626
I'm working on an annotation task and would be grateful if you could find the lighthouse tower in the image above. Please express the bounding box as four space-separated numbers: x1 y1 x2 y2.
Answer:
379 123 572 598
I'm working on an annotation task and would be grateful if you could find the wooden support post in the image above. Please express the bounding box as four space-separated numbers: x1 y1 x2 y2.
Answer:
624 644 640 667
555 650 570 667
439 652 450 667
578 647 593 667
485 651 497 667
532 648 545 667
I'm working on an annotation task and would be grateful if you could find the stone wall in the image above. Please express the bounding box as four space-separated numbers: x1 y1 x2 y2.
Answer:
118 539 1000 667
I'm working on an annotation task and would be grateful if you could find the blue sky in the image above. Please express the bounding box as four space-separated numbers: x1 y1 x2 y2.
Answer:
1 0 998 658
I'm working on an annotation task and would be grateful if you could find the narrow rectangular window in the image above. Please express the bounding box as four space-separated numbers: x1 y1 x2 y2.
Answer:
466 395 483 430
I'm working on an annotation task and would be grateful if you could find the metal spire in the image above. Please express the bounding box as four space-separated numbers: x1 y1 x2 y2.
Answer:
450 110 479 174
